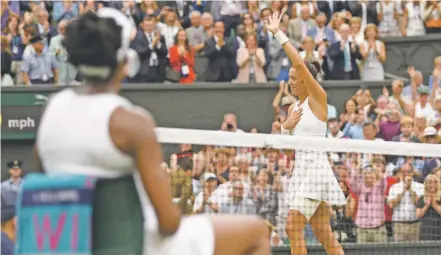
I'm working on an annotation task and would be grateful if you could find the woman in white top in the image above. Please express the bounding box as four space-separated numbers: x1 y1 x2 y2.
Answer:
402 0 426 36
265 13 346 255
35 9 270 255
360 24 386 81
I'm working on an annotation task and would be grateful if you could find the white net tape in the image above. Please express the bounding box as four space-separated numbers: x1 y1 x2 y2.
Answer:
156 128 441 158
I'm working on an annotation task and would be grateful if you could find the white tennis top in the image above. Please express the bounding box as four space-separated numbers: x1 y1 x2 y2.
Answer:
287 97 346 205
36 88 160 232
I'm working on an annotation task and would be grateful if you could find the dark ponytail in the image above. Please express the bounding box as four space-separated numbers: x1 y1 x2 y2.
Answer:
304 60 321 80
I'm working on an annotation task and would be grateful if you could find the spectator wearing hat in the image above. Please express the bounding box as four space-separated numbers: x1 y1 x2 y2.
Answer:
420 126 441 144
415 86 435 119
21 33 59 86
1 188 17 255
193 172 220 215
48 20 78 86
1 160 23 192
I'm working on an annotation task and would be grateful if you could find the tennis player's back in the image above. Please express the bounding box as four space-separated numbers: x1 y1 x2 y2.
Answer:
37 88 134 177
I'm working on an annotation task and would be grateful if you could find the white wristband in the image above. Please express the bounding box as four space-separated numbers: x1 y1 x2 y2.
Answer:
274 30 289 45
280 125 291 135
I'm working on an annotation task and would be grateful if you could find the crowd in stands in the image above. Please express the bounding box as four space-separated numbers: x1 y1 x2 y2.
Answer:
1 0 441 251
2 0 441 85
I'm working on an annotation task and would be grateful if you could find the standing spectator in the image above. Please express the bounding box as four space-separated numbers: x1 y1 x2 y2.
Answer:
157 11 179 49
349 17 364 46
288 5 316 49
1 1 18 29
402 0 426 37
348 0 379 30
169 29 196 84
52 0 80 23
253 170 278 226
246 0 260 23
48 20 78 86
349 165 387 244
376 0 400 37
307 12 336 46
204 21 236 82
328 24 362 80
360 24 385 81
1 160 23 192
33 9 56 49
299 36 323 81
119 0 143 26
234 33 266 84
3 15 27 84
416 174 441 241
219 181 256 215
218 0 243 38
140 0 160 17
158 0 192 29
242 12 257 35
1 36 14 86
130 15 167 83
424 1 441 34
256 8 273 73
187 11 213 81
186 11 203 50
317 0 348 23
21 34 59 86
388 164 425 242
232 24 246 50
267 29 289 81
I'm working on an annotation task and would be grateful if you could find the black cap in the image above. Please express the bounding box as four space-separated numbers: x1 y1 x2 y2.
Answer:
29 34 44 44
1 188 17 223
7 160 22 169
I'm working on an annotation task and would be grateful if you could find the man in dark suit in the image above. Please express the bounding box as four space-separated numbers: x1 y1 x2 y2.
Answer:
327 24 362 80
317 0 348 24
130 15 168 83
204 21 237 82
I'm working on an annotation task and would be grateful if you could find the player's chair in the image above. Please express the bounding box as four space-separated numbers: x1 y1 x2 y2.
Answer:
15 173 144 255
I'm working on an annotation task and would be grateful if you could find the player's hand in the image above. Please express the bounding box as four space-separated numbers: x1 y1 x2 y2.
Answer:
282 108 303 130
264 12 283 35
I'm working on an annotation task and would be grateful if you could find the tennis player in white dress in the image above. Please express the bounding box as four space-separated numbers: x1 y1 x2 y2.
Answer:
35 8 271 255
264 13 346 255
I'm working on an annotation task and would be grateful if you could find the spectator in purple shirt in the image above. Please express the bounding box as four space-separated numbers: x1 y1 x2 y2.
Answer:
379 106 401 141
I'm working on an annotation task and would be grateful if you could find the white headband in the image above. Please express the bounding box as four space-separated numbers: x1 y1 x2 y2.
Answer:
78 8 140 79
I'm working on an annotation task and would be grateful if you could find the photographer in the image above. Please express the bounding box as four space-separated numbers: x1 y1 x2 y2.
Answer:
220 113 244 132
